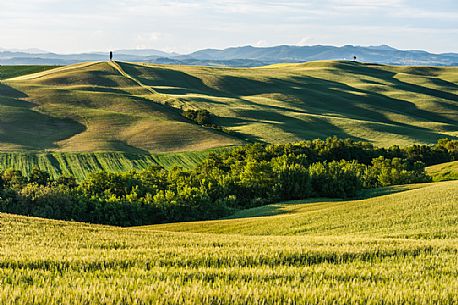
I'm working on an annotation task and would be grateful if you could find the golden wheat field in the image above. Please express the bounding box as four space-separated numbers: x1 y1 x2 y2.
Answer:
1 181 457 304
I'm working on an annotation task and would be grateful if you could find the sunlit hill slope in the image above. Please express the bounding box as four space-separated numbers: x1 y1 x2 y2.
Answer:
0 60 457 154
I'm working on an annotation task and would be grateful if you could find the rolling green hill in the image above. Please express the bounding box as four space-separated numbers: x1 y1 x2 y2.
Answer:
0 61 457 175
1 61 457 152
117 61 458 147
1 62 240 153
1 180 457 304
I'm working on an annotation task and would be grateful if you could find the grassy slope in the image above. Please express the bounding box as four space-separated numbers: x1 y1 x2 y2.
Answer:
1 61 456 176
119 61 458 146
427 161 458 181
1 61 456 153
0 64 230 177
2 62 241 152
1 181 457 304
151 181 458 238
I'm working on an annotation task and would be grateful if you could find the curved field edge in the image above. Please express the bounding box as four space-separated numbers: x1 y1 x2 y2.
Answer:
0 181 457 304
150 180 458 238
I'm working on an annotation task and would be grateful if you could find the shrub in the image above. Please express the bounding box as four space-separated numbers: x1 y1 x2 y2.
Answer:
275 163 312 200
368 157 431 187
309 161 361 198
182 109 212 125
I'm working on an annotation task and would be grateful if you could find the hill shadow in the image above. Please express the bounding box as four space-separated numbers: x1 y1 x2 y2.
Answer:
209 73 457 142
119 62 225 97
0 83 86 150
0 82 28 98
332 62 458 103
229 108 366 141
215 73 455 124
77 86 131 95
428 77 458 91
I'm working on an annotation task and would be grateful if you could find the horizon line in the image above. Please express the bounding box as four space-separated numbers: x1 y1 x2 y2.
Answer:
2 43 457 56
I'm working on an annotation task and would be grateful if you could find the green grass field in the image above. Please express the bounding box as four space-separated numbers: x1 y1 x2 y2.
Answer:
151 181 458 237
1 180 457 304
1 61 457 153
0 148 224 179
1 61 457 175
1 62 241 153
118 61 458 147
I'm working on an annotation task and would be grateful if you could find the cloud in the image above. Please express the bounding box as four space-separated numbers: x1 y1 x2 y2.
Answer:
254 40 268 47
134 32 163 49
297 37 313 46
0 0 456 53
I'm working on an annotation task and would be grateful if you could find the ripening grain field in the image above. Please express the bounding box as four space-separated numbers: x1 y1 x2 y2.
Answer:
1 181 457 304
0 149 222 180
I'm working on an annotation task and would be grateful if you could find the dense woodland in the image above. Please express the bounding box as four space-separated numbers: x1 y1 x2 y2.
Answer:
0 137 456 226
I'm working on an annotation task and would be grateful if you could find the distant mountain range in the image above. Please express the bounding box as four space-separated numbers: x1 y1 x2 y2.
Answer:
1 45 457 66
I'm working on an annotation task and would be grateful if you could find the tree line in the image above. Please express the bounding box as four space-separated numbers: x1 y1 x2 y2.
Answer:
0 137 456 226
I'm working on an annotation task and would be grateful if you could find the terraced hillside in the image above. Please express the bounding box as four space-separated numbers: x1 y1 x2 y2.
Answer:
1 181 457 304
1 61 457 154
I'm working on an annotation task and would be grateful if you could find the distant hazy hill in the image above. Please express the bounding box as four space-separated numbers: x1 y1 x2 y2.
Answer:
0 50 161 65
182 45 458 66
113 49 176 57
1 45 457 66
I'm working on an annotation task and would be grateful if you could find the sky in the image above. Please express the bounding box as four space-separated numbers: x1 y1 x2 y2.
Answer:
0 0 457 54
